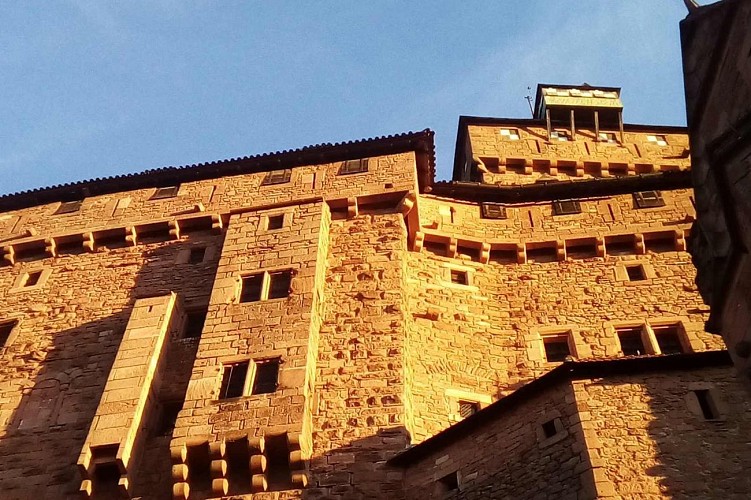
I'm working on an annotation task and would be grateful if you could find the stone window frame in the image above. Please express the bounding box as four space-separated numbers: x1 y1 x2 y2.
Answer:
606 319 694 357
613 260 656 284
685 383 727 422
441 263 477 291
260 169 292 186
9 266 52 293
54 199 84 215
236 268 295 303
528 325 591 365
536 411 568 448
150 185 181 200
434 470 461 497
445 388 491 423
175 245 216 265
261 210 294 232
0 316 22 351
217 353 285 401
499 128 521 141
338 158 369 175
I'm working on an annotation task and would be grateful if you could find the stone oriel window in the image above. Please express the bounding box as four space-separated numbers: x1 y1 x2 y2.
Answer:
251 358 280 395
634 190 666 209
239 270 293 303
553 200 581 216
338 158 369 175
481 203 507 219
151 185 180 200
0 320 18 348
55 199 83 215
261 169 292 186
219 361 250 399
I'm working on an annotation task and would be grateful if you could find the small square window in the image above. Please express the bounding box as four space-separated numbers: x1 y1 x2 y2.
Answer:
625 265 646 281
267 214 284 230
252 359 280 395
189 247 206 264
543 335 571 362
693 390 720 420
55 200 83 215
240 274 264 303
268 271 292 299
541 419 558 439
23 271 43 288
339 158 369 175
500 128 520 140
436 472 459 495
184 309 207 339
550 130 571 142
481 203 507 219
653 324 685 354
553 200 581 216
450 270 468 285
220 361 250 399
598 132 617 143
151 186 180 200
458 400 480 418
617 326 646 356
634 191 666 209
261 169 292 186
0 320 17 348
647 135 668 146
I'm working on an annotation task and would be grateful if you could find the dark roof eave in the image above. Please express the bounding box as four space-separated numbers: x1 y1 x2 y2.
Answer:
457 115 688 133
431 171 693 204
0 129 436 212
388 350 731 468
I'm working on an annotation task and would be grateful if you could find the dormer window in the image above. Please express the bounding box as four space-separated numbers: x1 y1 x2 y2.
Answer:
500 128 520 140
647 135 668 146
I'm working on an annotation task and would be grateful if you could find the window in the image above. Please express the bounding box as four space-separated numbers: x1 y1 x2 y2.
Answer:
219 361 250 399
261 169 292 186
184 309 207 339
626 264 646 281
553 200 581 215
693 390 720 420
251 359 280 395
151 186 180 200
543 334 571 362
634 191 666 209
55 200 83 215
450 270 468 285
267 214 284 230
435 472 459 495
653 324 685 354
23 270 43 288
550 130 570 142
423 241 447 257
189 247 206 264
598 132 617 143
647 135 668 146
481 203 507 219
0 320 17 348
541 419 558 439
239 270 292 303
339 158 369 175
617 326 646 356
500 128 520 140
458 401 480 418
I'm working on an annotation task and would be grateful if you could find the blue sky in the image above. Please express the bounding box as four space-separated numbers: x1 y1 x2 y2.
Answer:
0 1 691 195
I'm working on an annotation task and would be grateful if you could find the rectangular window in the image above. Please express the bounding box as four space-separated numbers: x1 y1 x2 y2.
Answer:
151 186 180 200
553 200 581 216
23 270 43 288
240 271 293 302
481 203 507 219
541 419 558 438
423 241 447 257
184 309 207 339
189 247 206 264
339 158 369 175
634 191 666 209
450 270 468 285
252 359 279 395
693 390 719 420
55 200 83 215
267 214 284 230
261 169 292 186
240 274 264 303
436 472 459 494
0 321 17 348
617 326 646 356
625 264 646 281
598 132 617 143
220 362 250 399
458 400 480 418
550 130 570 142
543 335 571 362
500 128 520 140
647 135 668 146
653 324 684 354
156 401 183 436
267 271 292 299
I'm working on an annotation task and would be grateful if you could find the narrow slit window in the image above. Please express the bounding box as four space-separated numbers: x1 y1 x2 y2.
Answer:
268 271 292 299
55 200 83 215
252 359 279 395
543 335 571 362
458 400 480 418
653 324 685 354
481 203 507 219
23 270 43 288
0 321 17 348
694 390 720 420
339 158 369 175
634 191 666 209
240 274 264 303
450 270 468 285
261 169 292 186
626 265 646 281
267 214 284 230
189 247 206 264
184 309 207 339
151 186 180 200
553 200 581 216
617 326 646 356
220 361 249 399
